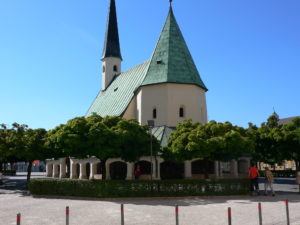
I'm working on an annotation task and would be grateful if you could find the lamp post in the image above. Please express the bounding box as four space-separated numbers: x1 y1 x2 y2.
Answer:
147 120 155 181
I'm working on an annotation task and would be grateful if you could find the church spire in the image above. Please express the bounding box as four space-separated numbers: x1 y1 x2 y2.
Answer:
102 0 122 60
141 5 207 91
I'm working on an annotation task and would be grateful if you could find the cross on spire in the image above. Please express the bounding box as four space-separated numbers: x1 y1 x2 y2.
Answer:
169 0 173 6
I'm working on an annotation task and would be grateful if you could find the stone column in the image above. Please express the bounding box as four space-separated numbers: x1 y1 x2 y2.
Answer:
230 160 238 178
59 158 66 179
184 160 192 179
53 164 59 178
105 161 111 180
156 161 161 180
46 163 53 177
214 161 219 178
90 163 97 180
151 160 156 180
126 162 134 180
70 162 78 179
79 162 87 179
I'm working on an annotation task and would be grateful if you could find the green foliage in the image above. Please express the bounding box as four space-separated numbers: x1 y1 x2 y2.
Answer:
165 120 254 162
29 178 250 198
45 116 159 162
251 115 300 168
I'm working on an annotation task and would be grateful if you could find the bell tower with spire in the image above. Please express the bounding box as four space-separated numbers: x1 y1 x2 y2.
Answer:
101 0 122 90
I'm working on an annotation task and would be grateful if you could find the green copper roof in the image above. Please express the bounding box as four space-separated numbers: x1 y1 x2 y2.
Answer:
141 7 207 91
86 61 150 117
152 126 174 147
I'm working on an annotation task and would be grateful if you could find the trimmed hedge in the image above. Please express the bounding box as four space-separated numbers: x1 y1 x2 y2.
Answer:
29 178 250 198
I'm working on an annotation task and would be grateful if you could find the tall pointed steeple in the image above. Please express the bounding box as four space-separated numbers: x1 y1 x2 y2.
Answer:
142 5 207 91
102 0 122 60
101 0 122 90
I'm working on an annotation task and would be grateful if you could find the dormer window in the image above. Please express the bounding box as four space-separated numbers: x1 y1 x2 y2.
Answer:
113 65 118 72
179 107 185 118
153 108 157 119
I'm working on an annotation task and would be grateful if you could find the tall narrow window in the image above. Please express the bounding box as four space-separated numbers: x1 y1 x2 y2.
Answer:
153 108 157 119
179 107 185 118
113 65 118 72
102 66 105 73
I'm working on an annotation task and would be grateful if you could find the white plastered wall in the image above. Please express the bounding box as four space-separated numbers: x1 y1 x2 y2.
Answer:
135 83 207 127
101 57 121 90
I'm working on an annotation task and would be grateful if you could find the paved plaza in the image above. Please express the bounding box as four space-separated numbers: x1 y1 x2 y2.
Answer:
1 186 300 224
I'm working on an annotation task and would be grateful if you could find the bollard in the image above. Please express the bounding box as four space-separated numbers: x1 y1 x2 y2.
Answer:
16 213 21 225
175 205 179 225
121 204 124 225
66 206 69 225
258 203 262 225
228 207 232 225
285 199 290 225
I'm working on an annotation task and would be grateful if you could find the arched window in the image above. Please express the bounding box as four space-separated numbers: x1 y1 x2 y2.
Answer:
113 65 118 72
102 66 105 73
179 107 185 118
153 108 157 119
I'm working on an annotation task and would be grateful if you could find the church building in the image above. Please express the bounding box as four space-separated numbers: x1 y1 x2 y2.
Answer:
87 0 208 136
46 0 251 181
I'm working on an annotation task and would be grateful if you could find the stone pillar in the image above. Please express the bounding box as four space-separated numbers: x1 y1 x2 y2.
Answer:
214 161 219 178
184 160 192 179
79 162 87 179
230 160 238 178
46 163 53 177
70 162 78 179
53 164 59 178
105 161 111 180
90 163 97 180
59 158 66 179
156 161 161 180
126 162 134 180
151 160 156 180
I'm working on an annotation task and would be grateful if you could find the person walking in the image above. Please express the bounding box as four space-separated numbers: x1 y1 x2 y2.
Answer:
264 167 275 196
249 163 260 195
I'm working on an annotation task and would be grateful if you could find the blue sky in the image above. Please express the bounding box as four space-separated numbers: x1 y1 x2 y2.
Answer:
0 0 299 129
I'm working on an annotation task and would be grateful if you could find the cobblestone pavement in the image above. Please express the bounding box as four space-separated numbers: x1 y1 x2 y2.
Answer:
1 188 300 225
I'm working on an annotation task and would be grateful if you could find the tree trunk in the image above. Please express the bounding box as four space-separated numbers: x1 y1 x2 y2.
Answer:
26 161 33 184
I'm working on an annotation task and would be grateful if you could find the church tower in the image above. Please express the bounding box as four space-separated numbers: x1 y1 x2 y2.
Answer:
101 0 122 90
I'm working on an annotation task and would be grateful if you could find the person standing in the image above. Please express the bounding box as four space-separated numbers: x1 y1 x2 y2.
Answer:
264 167 275 196
249 163 260 195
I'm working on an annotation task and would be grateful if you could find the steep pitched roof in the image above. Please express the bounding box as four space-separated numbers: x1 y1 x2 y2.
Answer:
141 7 207 91
102 0 122 60
86 61 150 117
152 126 175 147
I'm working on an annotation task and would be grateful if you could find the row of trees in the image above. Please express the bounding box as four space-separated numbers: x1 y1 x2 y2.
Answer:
1 113 300 182
164 114 300 171
0 115 160 181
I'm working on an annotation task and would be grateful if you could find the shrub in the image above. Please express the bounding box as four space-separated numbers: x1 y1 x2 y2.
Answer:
29 179 250 198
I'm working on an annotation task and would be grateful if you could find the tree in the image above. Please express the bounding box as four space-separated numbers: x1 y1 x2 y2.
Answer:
23 128 47 182
280 117 300 170
113 119 160 162
252 114 283 166
165 120 254 162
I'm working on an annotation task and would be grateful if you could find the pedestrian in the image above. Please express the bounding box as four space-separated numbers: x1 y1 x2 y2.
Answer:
264 167 275 196
134 165 141 180
249 163 260 195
